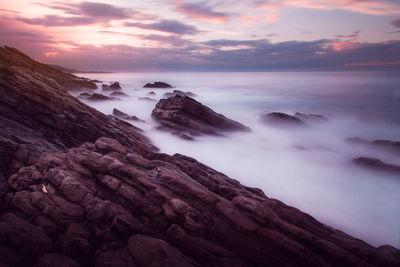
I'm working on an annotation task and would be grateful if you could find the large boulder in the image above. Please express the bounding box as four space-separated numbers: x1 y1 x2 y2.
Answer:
152 95 250 139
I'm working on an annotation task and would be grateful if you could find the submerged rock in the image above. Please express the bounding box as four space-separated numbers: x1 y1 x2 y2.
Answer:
152 95 250 139
88 93 116 101
113 108 145 122
79 92 91 98
260 112 305 127
347 137 400 154
147 91 156 96
163 90 197 99
144 82 173 88
353 157 400 174
138 97 157 102
102 82 122 91
173 90 197 97
111 91 129 97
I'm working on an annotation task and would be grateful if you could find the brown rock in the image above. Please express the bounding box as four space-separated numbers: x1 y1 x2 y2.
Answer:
128 234 196 267
38 253 79 267
143 81 173 88
88 93 115 101
152 95 250 139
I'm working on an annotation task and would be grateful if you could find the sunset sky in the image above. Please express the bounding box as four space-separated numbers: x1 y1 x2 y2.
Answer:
1 0 400 71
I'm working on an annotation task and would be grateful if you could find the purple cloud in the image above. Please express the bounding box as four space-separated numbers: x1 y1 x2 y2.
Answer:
125 19 200 35
169 0 228 23
17 1 157 27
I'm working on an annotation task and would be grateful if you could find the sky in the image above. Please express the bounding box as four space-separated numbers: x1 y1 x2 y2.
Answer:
1 0 400 71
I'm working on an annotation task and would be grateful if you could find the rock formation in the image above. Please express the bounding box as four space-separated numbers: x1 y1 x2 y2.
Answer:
111 91 129 97
260 112 305 127
102 82 122 91
112 108 145 122
144 82 173 88
152 95 251 139
88 93 116 101
347 137 400 153
353 157 400 174
0 46 399 267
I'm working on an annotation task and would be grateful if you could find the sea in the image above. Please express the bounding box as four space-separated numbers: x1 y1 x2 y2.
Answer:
71 71 400 249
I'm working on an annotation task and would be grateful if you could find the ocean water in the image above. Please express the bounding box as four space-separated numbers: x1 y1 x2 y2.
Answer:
73 71 400 249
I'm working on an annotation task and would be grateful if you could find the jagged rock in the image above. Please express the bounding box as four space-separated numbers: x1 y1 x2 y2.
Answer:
152 95 250 139
111 91 129 97
88 93 116 101
352 157 400 174
143 82 173 88
2 137 398 266
0 46 154 198
260 112 305 127
138 97 157 102
109 82 122 90
0 46 97 91
294 112 328 123
112 108 145 122
102 82 121 91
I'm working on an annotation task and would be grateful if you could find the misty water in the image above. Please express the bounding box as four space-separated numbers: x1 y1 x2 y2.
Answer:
73 71 400 249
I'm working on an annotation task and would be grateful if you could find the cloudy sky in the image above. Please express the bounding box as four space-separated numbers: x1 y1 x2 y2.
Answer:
1 0 400 71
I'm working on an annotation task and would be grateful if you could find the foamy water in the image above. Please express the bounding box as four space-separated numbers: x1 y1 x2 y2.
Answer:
72 71 400 248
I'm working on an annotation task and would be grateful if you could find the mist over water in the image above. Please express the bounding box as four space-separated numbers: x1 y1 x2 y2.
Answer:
74 71 400 249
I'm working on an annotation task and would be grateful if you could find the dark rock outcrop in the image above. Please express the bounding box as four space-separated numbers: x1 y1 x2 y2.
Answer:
152 95 250 139
79 92 92 98
138 97 157 102
144 82 173 88
112 108 145 122
0 46 97 90
88 93 115 101
1 137 398 266
1 46 399 267
110 91 129 97
353 157 400 174
102 82 121 91
147 91 156 95
260 112 305 127
0 46 154 194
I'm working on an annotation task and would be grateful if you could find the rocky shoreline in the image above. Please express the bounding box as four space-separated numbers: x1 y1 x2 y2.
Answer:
0 46 399 267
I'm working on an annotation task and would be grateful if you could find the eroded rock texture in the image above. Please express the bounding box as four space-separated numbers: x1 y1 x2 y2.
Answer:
2 137 399 266
152 95 250 139
0 46 154 192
